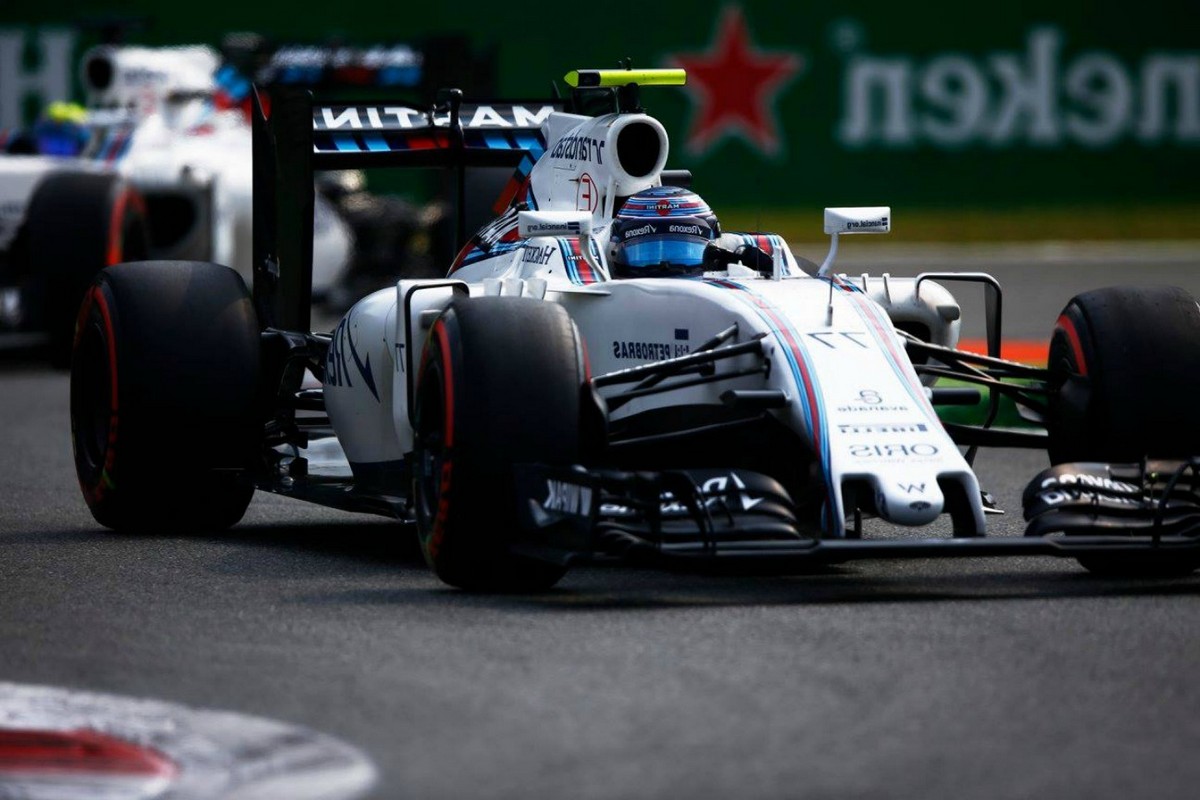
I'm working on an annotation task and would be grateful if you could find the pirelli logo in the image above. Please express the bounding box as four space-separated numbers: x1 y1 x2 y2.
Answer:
313 104 556 132
837 422 929 434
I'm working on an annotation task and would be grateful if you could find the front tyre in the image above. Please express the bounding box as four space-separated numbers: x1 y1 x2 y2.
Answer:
413 297 585 591
1046 285 1200 577
1047 285 1200 464
71 261 260 533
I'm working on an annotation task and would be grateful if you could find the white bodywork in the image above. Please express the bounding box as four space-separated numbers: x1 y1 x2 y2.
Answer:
0 44 352 293
322 107 986 536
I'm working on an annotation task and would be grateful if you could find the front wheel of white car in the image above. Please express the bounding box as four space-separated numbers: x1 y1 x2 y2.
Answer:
413 297 585 591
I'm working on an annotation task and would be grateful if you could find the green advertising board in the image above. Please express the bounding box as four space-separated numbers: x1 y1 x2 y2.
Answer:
3 0 1198 234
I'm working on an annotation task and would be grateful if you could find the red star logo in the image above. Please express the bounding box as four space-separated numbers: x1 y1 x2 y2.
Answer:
669 6 804 158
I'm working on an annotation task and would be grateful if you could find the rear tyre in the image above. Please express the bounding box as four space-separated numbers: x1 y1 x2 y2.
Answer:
70 261 260 533
413 297 584 591
1046 285 1200 577
26 172 150 367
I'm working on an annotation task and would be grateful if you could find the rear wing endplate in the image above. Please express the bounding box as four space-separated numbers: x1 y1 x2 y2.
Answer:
250 85 562 332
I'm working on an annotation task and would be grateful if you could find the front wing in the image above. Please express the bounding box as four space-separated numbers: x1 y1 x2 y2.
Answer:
510 460 1200 572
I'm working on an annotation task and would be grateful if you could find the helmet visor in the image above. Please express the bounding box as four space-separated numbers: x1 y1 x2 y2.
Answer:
615 236 709 269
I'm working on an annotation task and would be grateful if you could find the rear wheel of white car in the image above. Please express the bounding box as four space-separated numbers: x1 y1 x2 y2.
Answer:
413 297 584 591
70 261 260 533
27 172 150 367
1046 285 1200 578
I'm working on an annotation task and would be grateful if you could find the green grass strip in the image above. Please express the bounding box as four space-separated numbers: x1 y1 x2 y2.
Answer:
935 378 1040 430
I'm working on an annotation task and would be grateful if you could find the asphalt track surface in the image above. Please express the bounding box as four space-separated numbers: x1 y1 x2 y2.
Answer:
2 245 1199 800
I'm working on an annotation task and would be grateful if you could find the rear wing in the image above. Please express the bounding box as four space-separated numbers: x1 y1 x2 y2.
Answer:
310 98 556 169
226 34 498 104
250 85 563 332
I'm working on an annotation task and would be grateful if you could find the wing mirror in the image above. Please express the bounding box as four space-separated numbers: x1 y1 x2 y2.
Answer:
517 210 610 281
818 206 890 276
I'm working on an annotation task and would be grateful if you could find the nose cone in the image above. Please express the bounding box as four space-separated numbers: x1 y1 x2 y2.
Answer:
874 477 944 525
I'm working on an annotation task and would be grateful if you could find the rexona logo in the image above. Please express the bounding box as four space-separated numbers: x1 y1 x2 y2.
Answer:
838 25 1200 149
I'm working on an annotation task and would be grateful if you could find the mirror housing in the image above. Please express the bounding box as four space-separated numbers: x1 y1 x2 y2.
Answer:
819 206 891 275
517 210 592 238
824 206 891 235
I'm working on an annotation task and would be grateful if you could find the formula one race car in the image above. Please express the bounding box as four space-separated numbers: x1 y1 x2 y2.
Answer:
2 36 484 363
68 68 1200 591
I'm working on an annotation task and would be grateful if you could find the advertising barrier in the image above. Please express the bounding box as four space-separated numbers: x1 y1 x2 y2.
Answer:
3 1 1197 221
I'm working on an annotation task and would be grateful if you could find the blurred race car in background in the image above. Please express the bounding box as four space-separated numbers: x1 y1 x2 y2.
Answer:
0 33 490 363
66 67 1200 591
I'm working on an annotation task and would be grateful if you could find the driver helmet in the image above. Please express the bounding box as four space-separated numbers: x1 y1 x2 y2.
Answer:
607 186 720 278
33 101 90 156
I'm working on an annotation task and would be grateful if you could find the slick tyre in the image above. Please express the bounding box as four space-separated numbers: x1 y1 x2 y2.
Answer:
1047 285 1200 464
1046 285 1200 578
27 172 150 367
413 297 585 591
70 261 260 533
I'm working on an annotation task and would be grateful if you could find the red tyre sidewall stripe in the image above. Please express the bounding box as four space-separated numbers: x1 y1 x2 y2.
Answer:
76 285 120 504
1055 312 1089 377
434 320 454 450
106 188 145 266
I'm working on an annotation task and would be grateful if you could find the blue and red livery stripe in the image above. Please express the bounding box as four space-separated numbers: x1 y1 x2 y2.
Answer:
737 233 793 275
836 284 938 418
704 279 836 524
314 128 544 155
556 238 601 285
92 128 133 164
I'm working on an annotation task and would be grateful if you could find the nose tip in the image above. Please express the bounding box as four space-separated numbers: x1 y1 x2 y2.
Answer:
874 478 944 525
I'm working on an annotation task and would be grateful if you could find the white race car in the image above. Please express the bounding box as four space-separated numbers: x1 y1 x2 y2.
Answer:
67 68 1200 590
1 38 475 362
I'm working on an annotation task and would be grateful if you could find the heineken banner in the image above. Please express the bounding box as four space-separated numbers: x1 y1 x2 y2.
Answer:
2 0 1196 212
